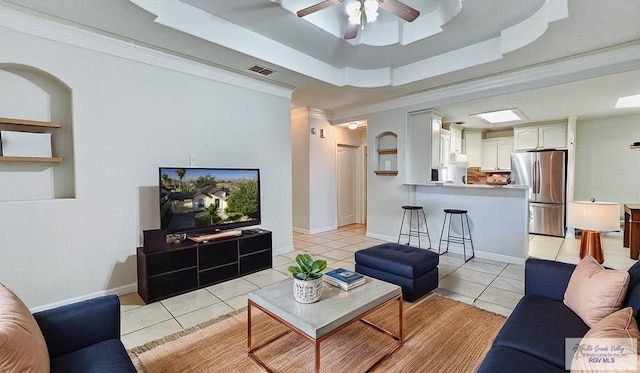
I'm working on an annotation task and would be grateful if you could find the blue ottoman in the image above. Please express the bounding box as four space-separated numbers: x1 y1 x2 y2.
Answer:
355 243 439 302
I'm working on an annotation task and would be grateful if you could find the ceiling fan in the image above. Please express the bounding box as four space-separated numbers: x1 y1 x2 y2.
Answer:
297 0 420 40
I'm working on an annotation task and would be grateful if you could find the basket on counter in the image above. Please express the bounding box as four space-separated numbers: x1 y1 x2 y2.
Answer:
485 174 510 185
486 180 509 186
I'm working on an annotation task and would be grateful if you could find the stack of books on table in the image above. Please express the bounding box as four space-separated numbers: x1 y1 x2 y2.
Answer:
323 268 365 291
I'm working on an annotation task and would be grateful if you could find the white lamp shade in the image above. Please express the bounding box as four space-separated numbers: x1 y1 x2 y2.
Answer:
568 201 620 232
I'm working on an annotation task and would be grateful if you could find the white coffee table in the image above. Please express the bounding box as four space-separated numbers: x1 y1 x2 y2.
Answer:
247 277 403 373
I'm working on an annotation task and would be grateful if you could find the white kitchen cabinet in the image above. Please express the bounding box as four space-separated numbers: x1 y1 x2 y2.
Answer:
406 110 443 184
481 137 513 171
431 115 442 169
449 124 463 154
538 123 566 149
439 129 451 167
497 138 513 170
513 127 538 150
465 129 483 167
513 123 566 150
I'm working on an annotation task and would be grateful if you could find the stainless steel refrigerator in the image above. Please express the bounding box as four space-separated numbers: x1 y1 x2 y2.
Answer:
511 150 567 237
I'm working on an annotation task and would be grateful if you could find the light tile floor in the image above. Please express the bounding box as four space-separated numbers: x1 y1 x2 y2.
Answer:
119 225 637 349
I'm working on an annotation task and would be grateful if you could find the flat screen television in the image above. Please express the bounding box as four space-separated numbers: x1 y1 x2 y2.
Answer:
159 167 261 233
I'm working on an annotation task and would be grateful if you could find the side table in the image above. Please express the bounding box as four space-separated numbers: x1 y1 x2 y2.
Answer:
624 204 640 260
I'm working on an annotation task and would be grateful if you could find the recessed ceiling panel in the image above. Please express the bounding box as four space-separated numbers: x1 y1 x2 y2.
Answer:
133 0 565 88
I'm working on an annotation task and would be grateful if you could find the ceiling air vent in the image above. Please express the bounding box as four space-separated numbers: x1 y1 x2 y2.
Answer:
248 65 275 76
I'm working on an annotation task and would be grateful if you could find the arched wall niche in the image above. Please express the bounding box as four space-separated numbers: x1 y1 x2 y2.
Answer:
0 64 75 201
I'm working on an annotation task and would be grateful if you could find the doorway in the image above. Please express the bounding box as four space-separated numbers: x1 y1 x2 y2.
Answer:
337 144 366 227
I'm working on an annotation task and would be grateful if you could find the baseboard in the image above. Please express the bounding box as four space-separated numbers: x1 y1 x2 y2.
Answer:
365 232 397 243
29 283 138 313
364 232 525 265
294 225 338 235
273 245 294 255
475 251 525 265
442 246 526 265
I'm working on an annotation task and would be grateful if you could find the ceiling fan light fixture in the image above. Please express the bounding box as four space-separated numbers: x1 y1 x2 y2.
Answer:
346 1 362 24
364 0 379 22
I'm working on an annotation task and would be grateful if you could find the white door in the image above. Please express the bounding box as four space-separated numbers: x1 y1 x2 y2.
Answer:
337 145 357 227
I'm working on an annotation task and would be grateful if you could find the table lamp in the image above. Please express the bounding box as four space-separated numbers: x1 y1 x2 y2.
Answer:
568 200 620 264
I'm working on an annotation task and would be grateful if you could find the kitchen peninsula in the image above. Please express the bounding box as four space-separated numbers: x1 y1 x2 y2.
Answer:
407 183 529 263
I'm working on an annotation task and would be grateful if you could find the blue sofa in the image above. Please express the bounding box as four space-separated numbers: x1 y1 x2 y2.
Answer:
33 295 136 373
478 257 640 372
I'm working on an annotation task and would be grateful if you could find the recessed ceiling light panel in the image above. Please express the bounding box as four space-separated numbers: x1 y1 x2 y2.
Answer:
615 94 640 108
471 108 526 124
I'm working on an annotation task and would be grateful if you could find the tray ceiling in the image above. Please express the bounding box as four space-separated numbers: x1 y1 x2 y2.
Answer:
2 0 640 124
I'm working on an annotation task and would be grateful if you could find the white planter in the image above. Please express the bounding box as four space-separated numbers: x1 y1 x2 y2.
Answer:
293 277 323 303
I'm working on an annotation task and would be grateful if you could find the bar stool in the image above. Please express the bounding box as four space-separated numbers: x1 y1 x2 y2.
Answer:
438 209 475 262
398 205 432 248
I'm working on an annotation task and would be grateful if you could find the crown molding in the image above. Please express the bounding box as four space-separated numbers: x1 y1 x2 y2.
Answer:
308 108 329 121
0 4 294 100
291 107 309 120
330 41 640 122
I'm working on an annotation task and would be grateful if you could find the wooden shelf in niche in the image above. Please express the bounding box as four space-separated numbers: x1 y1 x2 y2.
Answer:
0 117 61 128
374 170 399 176
377 148 398 155
0 156 63 163
0 117 62 163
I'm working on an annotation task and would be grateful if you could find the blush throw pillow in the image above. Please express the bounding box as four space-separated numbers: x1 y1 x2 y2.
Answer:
571 307 640 372
0 283 50 373
564 255 630 327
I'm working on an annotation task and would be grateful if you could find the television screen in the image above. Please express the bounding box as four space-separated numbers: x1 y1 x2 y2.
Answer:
159 167 261 233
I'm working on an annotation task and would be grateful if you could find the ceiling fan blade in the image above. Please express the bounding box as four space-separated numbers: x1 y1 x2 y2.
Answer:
379 0 420 22
344 22 360 40
297 0 341 17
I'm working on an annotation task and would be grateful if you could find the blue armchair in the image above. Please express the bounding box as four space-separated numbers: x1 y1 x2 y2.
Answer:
33 295 136 373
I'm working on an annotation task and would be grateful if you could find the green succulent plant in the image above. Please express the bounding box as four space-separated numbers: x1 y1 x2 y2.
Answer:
287 254 327 281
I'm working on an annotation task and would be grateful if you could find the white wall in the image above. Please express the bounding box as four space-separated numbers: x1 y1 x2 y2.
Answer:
292 109 365 233
575 114 640 210
291 108 310 231
363 107 413 241
0 16 293 308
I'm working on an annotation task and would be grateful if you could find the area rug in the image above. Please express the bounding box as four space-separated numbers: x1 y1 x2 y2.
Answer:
128 293 506 372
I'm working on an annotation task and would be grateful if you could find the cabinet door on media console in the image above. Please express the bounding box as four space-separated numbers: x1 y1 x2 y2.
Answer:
137 247 198 303
198 240 239 287
240 232 273 275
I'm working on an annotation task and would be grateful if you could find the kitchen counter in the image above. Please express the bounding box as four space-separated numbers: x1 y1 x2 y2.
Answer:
408 183 528 263
406 182 528 189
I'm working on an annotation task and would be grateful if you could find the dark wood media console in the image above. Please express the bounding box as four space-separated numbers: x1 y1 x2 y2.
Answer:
137 229 272 303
